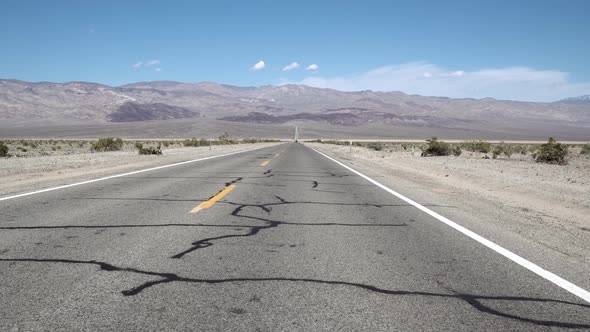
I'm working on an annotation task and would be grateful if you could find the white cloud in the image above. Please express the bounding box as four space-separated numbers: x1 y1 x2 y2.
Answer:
282 62 300 71
145 59 160 66
294 61 590 102
306 64 319 71
132 59 163 71
250 60 266 71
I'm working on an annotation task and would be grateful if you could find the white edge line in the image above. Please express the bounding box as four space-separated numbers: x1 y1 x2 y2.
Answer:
0 145 273 202
308 145 590 304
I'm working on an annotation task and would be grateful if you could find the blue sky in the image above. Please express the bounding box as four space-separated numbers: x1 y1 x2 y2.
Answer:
1 0 589 101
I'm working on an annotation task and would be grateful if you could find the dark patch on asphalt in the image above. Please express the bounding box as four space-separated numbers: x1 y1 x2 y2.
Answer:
1 257 588 329
224 177 243 187
581 227 590 232
249 295 262 303
229 308 246 315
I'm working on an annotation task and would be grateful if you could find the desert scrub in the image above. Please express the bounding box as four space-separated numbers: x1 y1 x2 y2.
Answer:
0 141 9 157
241 138 282 143
534 137 568 165
512 144 529 155
92 137 124 152
366 142 384 151
451 145 462 156
492 142 514 159
217 132 237 145
421 137 451 157
580 144 590 155
135 142 162 155
183 138 209 147
461 140 491 153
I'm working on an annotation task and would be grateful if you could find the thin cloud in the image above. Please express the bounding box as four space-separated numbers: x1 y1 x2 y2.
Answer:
296 61 590 102
282 62 300 71
145 59 160 67
250 60 266 71
132 60 162 71
306 64 319 71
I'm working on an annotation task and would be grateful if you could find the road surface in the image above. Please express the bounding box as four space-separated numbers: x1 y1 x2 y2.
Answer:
1 143 589 331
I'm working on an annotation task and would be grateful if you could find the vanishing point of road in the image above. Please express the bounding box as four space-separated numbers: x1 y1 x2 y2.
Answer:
1 143 589 330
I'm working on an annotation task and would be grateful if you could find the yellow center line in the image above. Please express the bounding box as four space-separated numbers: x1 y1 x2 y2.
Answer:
260 160 270 166
190 185 236 213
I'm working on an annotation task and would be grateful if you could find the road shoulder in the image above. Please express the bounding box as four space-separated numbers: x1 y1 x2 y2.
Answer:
307 142 590 292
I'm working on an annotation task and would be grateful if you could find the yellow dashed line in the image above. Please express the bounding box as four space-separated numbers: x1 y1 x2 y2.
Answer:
190 185 236 213
260 160 270 166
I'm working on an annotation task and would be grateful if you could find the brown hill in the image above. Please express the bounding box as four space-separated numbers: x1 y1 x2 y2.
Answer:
1 79 589 139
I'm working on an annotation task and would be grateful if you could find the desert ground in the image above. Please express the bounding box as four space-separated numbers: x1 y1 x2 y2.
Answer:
2 117 590 141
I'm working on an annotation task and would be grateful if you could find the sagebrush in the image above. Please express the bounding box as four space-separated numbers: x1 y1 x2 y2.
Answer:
421 137 451 156
367 142 384 151
183 138 208 147
534 137 568 164
461 140 491 153
492 142 514 159
92 138 124 152
135 142 162 155
0 141 8 157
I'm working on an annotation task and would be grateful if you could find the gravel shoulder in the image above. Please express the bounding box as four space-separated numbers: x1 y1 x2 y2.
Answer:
308 142 590 289
0 143 280 197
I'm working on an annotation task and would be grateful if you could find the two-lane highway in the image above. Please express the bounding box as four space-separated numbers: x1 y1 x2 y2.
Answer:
1 143 589 330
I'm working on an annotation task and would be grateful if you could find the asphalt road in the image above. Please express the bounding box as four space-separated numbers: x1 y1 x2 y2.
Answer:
1 143 589 331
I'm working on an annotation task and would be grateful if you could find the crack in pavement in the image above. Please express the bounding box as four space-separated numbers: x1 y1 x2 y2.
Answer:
171 195 409 259
0 258 588 328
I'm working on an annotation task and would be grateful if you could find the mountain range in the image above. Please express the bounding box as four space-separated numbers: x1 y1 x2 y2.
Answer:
1 79 589 140
558 95 590 105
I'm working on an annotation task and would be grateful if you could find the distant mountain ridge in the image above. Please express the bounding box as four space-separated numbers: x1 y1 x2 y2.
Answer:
1 79 589 138
558 95 590 105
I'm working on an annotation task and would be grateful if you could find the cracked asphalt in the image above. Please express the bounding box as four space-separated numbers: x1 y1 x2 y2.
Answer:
0 143 589 331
